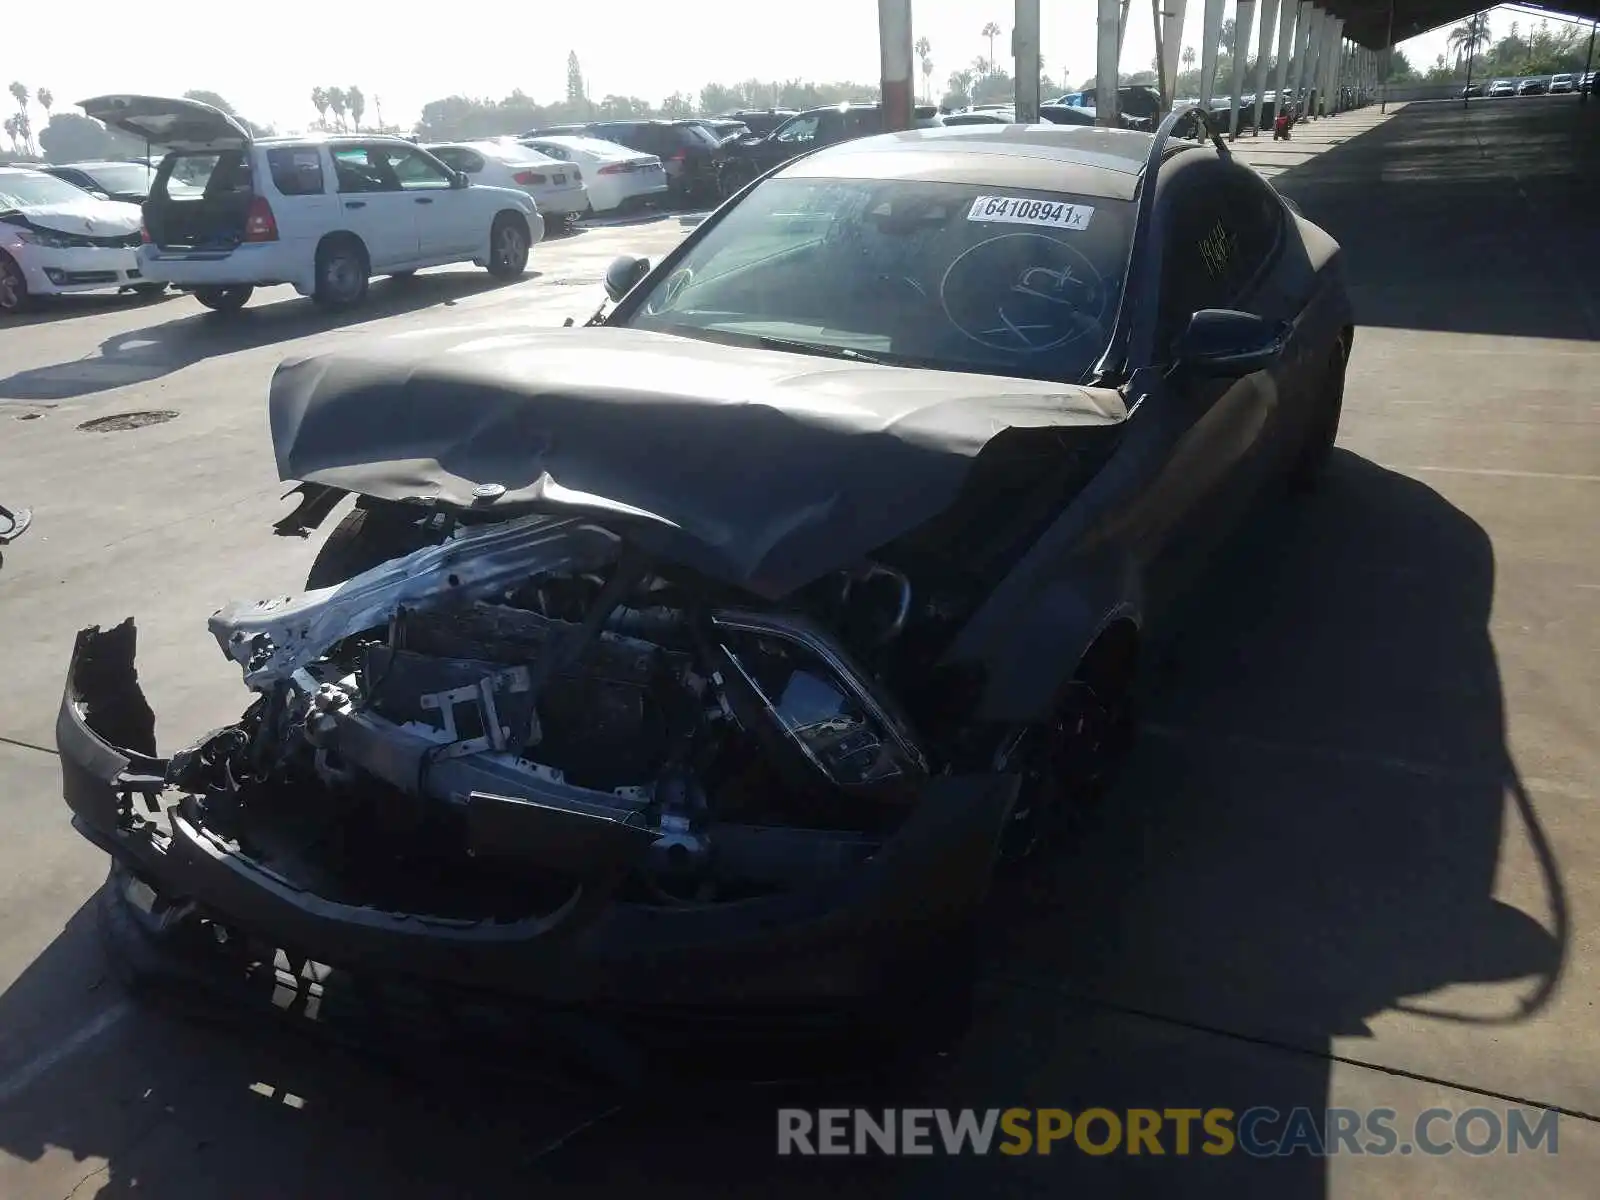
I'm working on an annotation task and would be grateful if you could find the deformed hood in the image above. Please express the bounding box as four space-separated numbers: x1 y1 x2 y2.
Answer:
8 199 142 238
269 326 1126 597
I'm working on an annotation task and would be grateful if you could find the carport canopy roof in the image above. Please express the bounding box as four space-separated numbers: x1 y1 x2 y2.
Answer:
1330 0 1599 50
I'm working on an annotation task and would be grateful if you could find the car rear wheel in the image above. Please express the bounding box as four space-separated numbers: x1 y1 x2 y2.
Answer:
193 286 253 313
312 237 370 309
0 253 32 315
304 504 448 590
486 213 530 279
131 283 168 298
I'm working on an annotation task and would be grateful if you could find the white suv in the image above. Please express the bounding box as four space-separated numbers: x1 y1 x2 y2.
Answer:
81 94 544 312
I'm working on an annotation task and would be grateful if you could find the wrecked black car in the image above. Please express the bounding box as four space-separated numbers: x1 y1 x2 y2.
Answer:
59 109 1352 1073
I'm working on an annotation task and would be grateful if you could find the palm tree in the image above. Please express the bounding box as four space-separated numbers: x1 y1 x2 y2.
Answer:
37 88 53 124
2 115 17 155
981 21 1002 75
915 36 933 102
311 87 329 129
1447 16 1491 68
347 86 365 132
7 82 28 153
327 87 348 132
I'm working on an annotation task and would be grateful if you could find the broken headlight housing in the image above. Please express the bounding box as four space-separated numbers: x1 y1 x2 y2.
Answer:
707 611 927 794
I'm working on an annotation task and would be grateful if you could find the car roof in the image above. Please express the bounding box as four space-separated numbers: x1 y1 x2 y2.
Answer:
252 134 418 149
778 124 1159 201
47 160 146 171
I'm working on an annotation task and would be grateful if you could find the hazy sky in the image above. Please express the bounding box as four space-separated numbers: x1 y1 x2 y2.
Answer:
10 1 1521 131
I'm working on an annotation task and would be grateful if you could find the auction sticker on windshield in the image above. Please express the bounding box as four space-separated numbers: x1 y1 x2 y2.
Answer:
967 196 1094 231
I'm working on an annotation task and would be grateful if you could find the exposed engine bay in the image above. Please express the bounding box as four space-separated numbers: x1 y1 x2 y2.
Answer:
176 511 987 920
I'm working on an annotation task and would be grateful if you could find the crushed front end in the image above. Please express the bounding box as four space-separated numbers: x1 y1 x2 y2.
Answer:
58 513 1019 1075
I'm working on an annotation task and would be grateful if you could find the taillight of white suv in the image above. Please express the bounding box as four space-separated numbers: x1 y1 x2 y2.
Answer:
243 196 278 242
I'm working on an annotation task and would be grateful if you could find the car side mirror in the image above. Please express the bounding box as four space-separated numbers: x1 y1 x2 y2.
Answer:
603 254 651 302
1173 309 1290 377
451 170 469 189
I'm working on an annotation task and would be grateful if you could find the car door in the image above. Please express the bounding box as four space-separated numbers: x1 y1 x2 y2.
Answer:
387 144 475 258
1123 155 1284 630
329 145 419 269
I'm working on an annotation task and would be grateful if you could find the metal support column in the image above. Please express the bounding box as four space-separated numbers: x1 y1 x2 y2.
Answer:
1199 0 1227 107
878 0 914 131
1252 0 1281 134
1303 11 1322 118
1230 0 1258 136
1097 0 1122 126
1014 0 1041 122
1289 3 1317 119
1272 0 1298 123
1161 0 1190 111
1330 21 1346 111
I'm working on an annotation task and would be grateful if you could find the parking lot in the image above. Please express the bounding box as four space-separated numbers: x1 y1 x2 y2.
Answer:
1 97 1597 1198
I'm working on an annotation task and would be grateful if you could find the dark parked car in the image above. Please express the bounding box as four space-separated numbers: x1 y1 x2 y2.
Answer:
1517 77 1547 95
59 108 1352 1081
38 159 156 204
1460 83 1486 98
525 120 724 204
718 101 941 193
721 109 797 137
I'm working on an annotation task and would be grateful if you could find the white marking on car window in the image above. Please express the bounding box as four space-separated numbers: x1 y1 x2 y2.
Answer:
966 195 1094 231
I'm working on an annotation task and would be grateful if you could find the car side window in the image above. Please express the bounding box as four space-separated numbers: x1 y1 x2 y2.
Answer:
389 147 455 190
774 114 821 144
266 147 326 197
815 111 847 143
332 147 399 193
531 142 571 162
1155 174 1231 355
432 147 485 174
1220 167 1285 284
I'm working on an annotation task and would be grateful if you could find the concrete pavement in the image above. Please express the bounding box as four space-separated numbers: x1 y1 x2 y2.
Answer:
1 98 1597 1197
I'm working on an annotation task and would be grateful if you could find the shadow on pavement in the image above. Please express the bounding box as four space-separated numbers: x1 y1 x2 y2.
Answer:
0 271 524 402
0 453 1562 1198
1269 97 1599 340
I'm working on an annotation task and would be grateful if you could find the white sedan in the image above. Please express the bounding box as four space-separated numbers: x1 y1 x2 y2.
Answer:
425 141 589 222
515 134 670 215
0 168 157 315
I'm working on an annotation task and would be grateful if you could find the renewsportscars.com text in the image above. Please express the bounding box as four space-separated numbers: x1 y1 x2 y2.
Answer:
777 1106 1560 1157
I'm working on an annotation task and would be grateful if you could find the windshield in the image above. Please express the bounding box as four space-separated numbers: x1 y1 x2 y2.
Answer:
82 163 154 194
0 170 100 208
620 175 1130 383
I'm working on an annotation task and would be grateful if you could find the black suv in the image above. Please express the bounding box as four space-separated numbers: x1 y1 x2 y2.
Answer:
526 119 725 204
718 102 941 193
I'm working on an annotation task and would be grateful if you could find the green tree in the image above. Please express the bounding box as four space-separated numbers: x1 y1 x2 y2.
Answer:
8 82 31 154
981 21 1002 75
348 86 365 131
661 91 694 117
327 87 348 131
915 36 933 103
567 52 586 105
311 87 329 128
183 89 236 114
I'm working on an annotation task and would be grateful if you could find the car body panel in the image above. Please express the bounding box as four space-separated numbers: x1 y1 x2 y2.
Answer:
267 326 1128 599
516 135 668 213
52 110 1352 1044
133 135 539 293
425 141 590 217
0 171 146 296
78 93 253 151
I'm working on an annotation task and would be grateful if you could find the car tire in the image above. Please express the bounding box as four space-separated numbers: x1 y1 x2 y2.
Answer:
132 283 168 298
304 504 448 590
312 236 370 309
1289 342 1347 492
486 212 531 279
390 269 417 280
193 285 253 313
0 252 33 316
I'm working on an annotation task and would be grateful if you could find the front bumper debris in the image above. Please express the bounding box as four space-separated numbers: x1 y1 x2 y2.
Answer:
59 620 1018 1066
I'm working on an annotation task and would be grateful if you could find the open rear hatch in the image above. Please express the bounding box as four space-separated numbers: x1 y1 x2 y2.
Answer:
78 94 258 252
